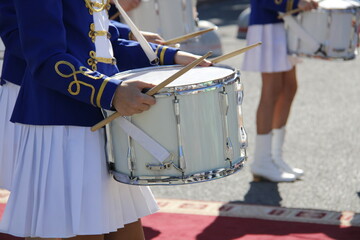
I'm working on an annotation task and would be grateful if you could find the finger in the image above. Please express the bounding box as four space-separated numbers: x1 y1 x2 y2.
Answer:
138 103 152 112
141 94 156 105
137 81 157 90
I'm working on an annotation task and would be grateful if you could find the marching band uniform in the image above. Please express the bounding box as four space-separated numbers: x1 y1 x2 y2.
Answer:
0 0 25 191
242 0 304 182
0 0 179 238
0 1 177 192
242 0 301 73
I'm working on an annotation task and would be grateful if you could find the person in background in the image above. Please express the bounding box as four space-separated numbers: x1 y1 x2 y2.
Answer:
242 0 318 182
0 0 211 239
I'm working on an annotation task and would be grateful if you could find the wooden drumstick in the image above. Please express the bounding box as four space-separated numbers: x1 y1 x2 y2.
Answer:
278 0 323 19
163 27 217 46
278 8 302 19
91 51 212 132
210 42 262 64
110 12 121 20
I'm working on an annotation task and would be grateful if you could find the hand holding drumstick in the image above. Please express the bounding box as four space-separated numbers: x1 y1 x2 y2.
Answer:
279 0 319 18
91 52 212 131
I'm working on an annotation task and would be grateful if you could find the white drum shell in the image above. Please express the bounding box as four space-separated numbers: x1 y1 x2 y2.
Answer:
105 65 247 185
286 4 360 60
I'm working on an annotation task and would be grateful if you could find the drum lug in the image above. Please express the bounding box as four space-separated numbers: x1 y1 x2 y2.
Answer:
174 97 187 170
219 89 234 161
236 84 248 149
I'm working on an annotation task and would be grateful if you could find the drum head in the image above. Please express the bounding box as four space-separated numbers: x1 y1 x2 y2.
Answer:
113 65 236 94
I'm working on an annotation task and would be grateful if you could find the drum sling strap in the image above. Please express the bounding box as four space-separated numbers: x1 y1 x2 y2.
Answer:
111 116 172 163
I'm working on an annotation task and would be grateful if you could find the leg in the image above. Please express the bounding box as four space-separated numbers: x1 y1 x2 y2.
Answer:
256 72 283 134
251 72 296 182
105 219 145 240
272 67 298 129
271 67 304 178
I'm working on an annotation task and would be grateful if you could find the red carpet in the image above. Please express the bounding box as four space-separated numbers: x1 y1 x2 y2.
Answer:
142 212 360 240
1 192 360 240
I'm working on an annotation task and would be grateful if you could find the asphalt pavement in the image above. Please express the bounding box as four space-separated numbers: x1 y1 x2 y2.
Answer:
150 0 360 213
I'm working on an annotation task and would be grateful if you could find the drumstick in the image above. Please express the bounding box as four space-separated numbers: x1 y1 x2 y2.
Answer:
278 8 302 19
210 42 262 64
91 51 212 132
110 12 121 20
163 27 217 46
278 0 324 19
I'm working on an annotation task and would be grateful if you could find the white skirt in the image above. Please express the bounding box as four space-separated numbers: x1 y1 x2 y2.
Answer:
0 82 21 191
0 125 159 238
241 23 298 73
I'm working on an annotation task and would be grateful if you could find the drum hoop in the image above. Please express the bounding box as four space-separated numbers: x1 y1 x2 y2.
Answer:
113 65 239 97
111 155 247 186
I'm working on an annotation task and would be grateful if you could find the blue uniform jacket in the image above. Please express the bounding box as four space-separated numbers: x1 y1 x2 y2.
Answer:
1 0 178 127
249 0 300 25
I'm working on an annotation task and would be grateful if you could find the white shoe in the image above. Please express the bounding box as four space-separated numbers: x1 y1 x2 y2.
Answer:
251 133 297 182
273 158 304 179
251 160 297 182
272 127 304 179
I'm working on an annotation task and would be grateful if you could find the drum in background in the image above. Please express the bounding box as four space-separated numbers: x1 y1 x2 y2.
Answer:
286 0 360 60
127 0 197 40
127 0 223 56
105 65 247 185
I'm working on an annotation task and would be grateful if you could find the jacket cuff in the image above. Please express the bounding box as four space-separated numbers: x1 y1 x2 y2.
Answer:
98 77 122 110
155 45 179 65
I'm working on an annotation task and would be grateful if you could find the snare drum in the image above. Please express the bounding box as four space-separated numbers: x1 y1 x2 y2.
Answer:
127 0 197 40
286 0 360 60
105 65 247 185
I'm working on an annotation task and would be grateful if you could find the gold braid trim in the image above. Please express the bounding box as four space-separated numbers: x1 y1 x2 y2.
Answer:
89 23 111 43
275 0 283 4
84 0 111 15
159 46 169 65
96 77 111 107
286 0 295 11
55 61 105 106
88 51 116 71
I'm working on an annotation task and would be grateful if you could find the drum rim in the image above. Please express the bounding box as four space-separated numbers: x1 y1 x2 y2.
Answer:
110 155 247 186
112 64 239 96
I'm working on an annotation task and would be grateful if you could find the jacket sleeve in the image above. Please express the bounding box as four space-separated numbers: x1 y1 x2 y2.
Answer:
0 2 23 59
112 39 179 72
13 0 120 110
109 20 132 40
257 0 300 13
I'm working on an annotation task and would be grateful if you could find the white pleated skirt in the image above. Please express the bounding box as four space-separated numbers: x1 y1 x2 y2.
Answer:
0 82 21 191
242 23 298 73
0 125 159 238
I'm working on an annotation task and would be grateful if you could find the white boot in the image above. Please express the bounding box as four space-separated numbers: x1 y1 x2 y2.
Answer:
272 127 304 179
251 133 296 182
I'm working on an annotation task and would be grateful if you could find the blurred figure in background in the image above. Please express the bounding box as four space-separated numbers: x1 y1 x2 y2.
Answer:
242 0 318 182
